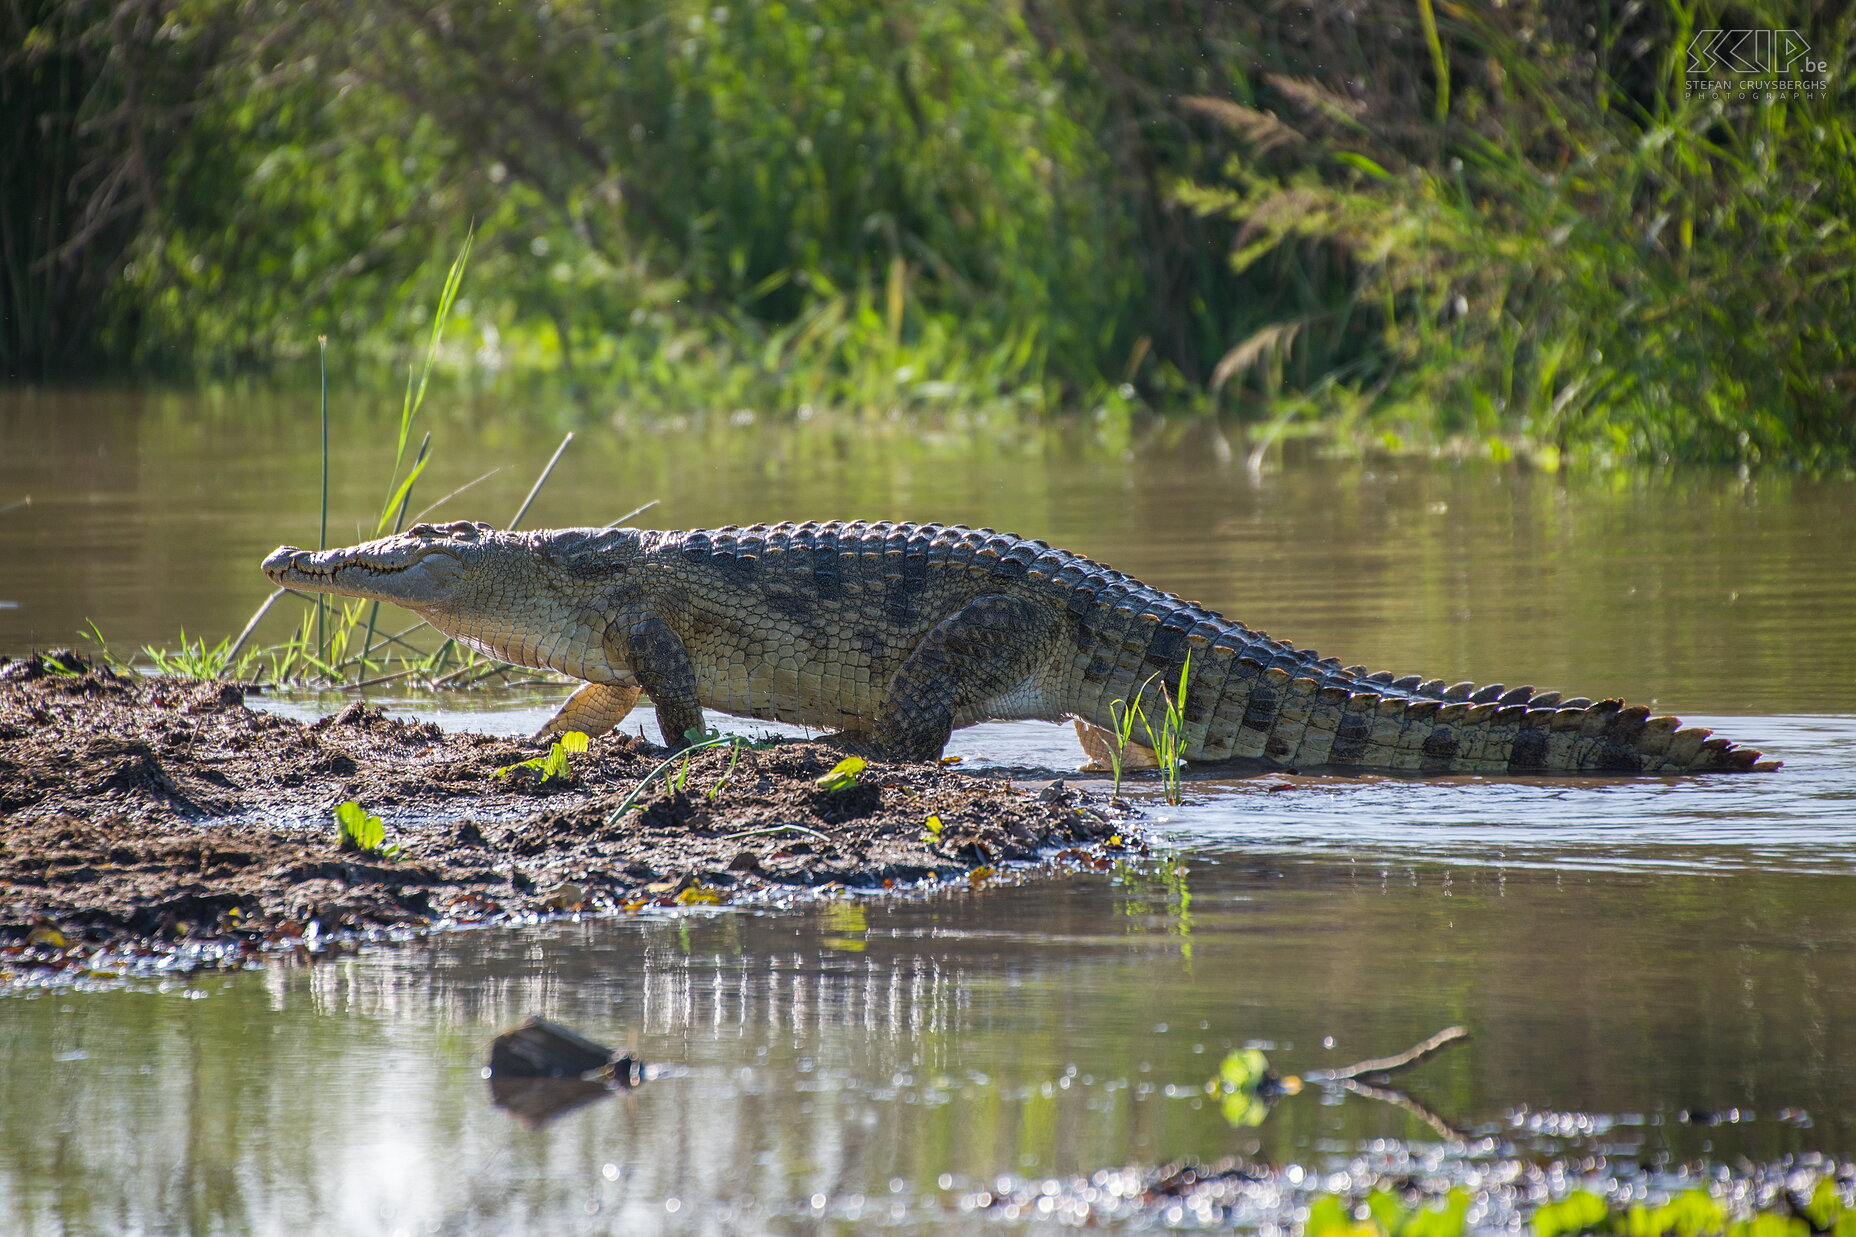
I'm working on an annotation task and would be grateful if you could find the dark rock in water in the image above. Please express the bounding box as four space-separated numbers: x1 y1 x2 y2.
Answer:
486 1017 646 1126
488 1016 622 1079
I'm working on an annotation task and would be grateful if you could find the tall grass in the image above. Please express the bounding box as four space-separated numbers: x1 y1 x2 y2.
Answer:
1169 2 1856 467
121 232 593 689
8 0 1853 466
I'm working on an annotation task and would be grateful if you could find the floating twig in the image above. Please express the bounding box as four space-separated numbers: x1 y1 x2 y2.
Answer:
1306 1025 1468 1082
348 666 425 690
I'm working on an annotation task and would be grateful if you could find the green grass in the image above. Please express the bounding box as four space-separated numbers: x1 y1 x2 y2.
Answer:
1170 3 1856 467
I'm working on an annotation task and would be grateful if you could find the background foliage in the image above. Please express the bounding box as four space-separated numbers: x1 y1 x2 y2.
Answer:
4 0 1852 465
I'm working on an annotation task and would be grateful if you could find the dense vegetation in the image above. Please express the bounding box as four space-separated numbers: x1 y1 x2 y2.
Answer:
5 0 1853 465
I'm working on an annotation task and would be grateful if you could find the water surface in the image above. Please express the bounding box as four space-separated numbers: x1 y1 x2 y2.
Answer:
2 389 1853 1234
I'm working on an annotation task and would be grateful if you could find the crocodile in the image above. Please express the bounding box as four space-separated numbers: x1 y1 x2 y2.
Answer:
262 519 1775 774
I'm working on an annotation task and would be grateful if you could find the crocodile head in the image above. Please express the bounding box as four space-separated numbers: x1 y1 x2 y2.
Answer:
262 520 509 609
262 521 640 675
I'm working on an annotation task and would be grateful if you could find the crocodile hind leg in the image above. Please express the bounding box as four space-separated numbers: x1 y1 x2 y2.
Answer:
534 682 644 743
867 595 1063 761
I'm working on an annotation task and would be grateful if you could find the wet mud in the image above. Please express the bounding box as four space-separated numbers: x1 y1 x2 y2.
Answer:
0 652 1132 974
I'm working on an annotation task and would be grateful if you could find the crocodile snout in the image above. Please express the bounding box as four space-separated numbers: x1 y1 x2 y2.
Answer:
262 546 305 576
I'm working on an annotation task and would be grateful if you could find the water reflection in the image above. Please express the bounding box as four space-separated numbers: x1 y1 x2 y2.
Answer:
4 847 1855 1234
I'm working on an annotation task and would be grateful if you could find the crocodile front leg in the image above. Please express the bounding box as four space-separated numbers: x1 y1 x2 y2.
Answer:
534 682 643 743
610 615 706 750
869 594 1063 761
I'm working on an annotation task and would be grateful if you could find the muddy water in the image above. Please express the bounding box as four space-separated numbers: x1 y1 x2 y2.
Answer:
3 388 1856 1234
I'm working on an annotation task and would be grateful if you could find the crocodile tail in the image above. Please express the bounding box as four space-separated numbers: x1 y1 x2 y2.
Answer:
1198 657 1776 773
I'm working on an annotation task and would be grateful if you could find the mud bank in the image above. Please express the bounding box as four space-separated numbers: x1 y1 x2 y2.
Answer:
0 653 1133 975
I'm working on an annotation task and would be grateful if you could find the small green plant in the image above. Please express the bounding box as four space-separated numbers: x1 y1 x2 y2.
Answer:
38 653 83 678
1140 653 1190 805
1107 654 1191 804
494 731 589 785
814 756 865 792
1305 1188 1471 1237
139 629 262 681
707 735 746 801
606 731 769 825
1105 699 1137 798
332 801 404 860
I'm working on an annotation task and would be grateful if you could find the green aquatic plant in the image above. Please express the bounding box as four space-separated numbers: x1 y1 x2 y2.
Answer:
1209 1047 1283 1128
332 800 403 861
1105 695 1139 798
1306 1188 1471 1237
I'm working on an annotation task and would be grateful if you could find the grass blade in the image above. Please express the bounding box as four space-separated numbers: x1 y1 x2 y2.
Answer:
509 432 573 530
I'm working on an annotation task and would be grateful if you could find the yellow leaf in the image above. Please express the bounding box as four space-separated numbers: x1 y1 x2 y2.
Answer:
27 923 68 949
937 755 963 765
968 865 995 886
676 884 725 906
815 755 866 791
559 731 590 753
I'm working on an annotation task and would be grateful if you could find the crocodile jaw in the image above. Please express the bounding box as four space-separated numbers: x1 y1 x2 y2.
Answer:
262 541 466 608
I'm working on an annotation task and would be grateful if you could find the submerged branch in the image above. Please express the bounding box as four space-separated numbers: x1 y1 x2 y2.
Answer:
1338 1077 1468 1142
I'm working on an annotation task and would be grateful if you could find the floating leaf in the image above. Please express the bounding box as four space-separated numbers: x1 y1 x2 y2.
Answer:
1218 1047 1270 1092
1212 1048 1277 1127
1220 1088 1271 1127
815 755 866 791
